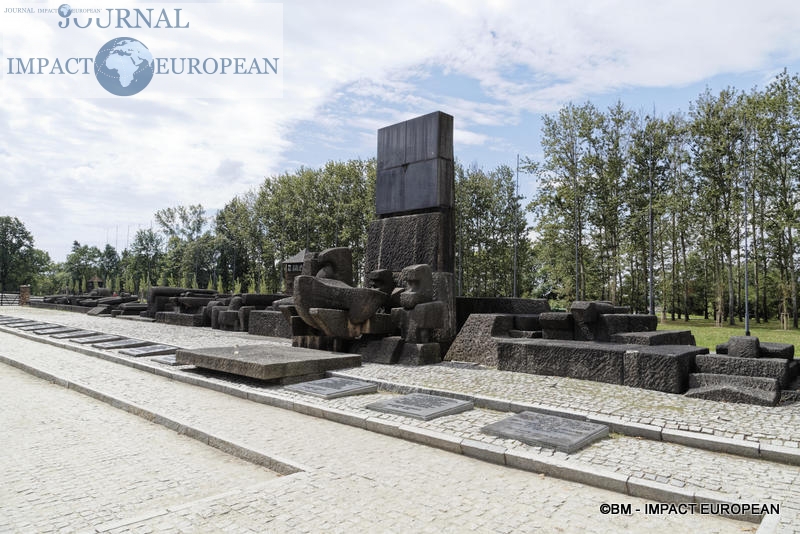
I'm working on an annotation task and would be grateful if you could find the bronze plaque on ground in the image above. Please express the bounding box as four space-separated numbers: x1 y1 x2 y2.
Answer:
285 377 378 399
482 411 608 453
366 393 473 421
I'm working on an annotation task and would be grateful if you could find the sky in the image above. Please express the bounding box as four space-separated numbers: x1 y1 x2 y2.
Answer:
3 0 800 262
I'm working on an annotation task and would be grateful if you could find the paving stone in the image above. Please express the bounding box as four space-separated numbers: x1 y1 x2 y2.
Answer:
50 329 99 339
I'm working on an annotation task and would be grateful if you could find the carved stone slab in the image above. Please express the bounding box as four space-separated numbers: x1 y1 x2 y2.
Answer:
175 345 360 381
17 322 58 331
92 339 153 350
70 334 125 345
50 330 98 339
285 377 378 400
0 317 31 325
366 393 473 421
482 411 609 453
31 326 79 335
119 344 179 357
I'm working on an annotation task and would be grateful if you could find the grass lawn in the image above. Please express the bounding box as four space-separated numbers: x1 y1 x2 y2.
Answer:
658 316 800 354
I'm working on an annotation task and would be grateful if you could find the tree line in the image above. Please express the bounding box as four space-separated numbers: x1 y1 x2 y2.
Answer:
4 69 800 328
530 70 800 326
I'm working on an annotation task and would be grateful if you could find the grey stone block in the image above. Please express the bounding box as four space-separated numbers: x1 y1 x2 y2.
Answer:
728 336 760 358
482 411 609 453
376 159 453 215
513 314 541 331
623 347 698 393
397 342 441 366
366 393 472 421
686 373 780 405
456 297 549 331
596 314 657 340
496 339 625 385
155 311 204 327
175 344 361 381
539 312 574 340
760 342 794 359
248 310 291 338
611 330 695 346
377 111 453 171
358 336 403 364
365 212 454 273
444 314 513 366
695 354 790 388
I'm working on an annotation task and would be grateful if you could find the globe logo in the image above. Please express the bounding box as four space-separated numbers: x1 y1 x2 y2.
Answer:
58 4 72 17
94 37 154 97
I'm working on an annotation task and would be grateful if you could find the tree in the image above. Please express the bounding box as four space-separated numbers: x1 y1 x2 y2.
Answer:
0 216 36 292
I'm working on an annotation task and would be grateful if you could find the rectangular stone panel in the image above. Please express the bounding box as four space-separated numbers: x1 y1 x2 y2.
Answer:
70 334 125 344
150 355 180 366
31 326 79 335
375 159 453 215
377 111 453 171
482 411 609 453
285 377 378 399
50 329 98 339
17 322 58 331
175 344 360 381
120 344 179 357
366 211 454 273
366 393 472 421
92 339 153 350
4 321 41 328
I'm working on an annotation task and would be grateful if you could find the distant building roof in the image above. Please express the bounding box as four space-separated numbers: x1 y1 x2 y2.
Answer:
283 249 308 265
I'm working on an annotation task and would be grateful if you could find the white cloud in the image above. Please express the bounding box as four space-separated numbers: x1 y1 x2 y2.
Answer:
2 0 800 260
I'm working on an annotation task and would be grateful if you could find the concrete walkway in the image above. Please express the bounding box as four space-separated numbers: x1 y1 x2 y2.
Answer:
0 307 790 532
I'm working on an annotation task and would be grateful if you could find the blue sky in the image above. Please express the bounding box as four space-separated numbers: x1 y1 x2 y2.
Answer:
3 0 800 261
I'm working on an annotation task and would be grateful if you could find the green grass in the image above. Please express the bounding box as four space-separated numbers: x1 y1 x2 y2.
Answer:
658 315 800 354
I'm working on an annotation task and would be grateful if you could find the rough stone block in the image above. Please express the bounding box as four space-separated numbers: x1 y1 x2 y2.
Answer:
156 311 204 327
596 314 657 340
248 310 291 338
86 305 112 316
358 336 404 364
455 297 549 331
397 342 441 366
376 159 453 215
623 346 700 393
728 336 760 359
694 354 790 388
444 314 513 366
365 212 454 273
611 330 695 346
377 111 453 171
496 339 625 385
760 342 794 359
513 314 541 331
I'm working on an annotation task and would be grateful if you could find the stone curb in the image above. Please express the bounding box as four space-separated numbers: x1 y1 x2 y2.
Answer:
0 328 769 526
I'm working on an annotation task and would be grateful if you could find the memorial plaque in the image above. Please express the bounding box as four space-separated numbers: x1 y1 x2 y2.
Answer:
0 317 25 324
4 321 40 328
51 330 98 339
17 322 58 331
366 393 473 421
92 339 152 350
31 326 78 335
285 377 378 400
120 344 178 357
481 411 609 454
70 334 125 345
150 354 180 366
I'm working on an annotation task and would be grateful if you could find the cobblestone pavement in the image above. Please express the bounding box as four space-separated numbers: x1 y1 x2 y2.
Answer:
0 307 787 532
